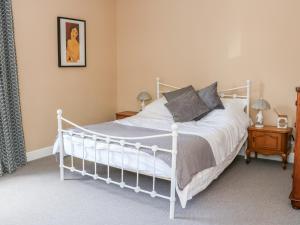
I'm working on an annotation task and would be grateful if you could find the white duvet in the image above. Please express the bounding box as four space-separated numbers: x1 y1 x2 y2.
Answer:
53 97 250 208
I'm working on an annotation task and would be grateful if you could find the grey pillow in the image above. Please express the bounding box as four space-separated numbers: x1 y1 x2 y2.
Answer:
165 88 210 122
163 85 194 102
197 82 224 111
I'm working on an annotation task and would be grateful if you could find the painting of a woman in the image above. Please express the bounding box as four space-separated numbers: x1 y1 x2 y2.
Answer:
58 17 86 67
66 23 80 62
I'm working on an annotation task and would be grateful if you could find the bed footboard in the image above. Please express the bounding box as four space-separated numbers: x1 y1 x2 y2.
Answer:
56 109 178 219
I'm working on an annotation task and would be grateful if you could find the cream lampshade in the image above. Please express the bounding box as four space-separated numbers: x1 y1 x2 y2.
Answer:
251 98 271 128
137 91 152 110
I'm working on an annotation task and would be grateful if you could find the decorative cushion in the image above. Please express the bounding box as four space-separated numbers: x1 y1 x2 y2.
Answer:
162 85 194 102
138 97 173 120
197 82 224 111
165 88 210 122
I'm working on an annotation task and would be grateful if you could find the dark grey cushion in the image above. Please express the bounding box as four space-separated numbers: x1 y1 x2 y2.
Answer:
163 85 194 102
197 82 224 111
165 88 210 122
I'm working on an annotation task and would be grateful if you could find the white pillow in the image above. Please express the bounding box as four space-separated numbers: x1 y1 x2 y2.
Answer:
221 98 247 114
138 97 173 120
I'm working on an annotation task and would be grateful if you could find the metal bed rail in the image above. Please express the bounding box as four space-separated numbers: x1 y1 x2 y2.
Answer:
57 109 178 219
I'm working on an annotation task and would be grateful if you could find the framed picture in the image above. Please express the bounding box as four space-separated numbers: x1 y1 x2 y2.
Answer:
57 17 86 67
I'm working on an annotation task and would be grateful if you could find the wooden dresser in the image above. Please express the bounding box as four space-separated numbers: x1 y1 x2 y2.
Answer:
290 87 300 209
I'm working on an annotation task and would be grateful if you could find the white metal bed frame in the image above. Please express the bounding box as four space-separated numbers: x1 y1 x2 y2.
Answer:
57 78 251 219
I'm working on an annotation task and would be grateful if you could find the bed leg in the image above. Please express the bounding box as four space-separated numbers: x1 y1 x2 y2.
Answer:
60 158 64 181
170 199 175 219
57 109 64 181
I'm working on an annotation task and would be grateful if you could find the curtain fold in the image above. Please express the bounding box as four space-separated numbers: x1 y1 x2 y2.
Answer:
0 0 26 176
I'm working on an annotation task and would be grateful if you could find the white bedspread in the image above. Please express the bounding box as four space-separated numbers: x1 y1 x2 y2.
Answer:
53 100 250 208
118 108 249 165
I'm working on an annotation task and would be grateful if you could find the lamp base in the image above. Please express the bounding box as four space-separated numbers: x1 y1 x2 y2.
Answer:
255 110 264 129
141 100 145 111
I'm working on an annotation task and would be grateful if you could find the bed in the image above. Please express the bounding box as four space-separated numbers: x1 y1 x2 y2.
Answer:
53 78 251 219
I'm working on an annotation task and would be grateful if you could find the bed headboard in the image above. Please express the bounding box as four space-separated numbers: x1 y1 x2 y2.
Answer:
156 77 251 116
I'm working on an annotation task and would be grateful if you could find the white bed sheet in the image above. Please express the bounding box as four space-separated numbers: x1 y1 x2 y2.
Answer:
53 104 249 208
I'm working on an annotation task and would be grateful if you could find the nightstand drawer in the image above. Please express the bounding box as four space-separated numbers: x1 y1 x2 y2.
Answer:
251 131 282 152
116 111 138 120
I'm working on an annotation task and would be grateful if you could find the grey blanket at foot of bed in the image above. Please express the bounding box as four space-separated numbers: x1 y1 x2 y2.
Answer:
73 122 216 190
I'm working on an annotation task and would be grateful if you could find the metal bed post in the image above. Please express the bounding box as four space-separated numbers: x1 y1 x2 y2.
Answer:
120 140 125 188
156 77 160 99
246 80 251 117
57 109 64 181
106 137 111 184
135 143 141 193
93 135 98 180
81 133 86 175
245 80 251 159
152 147 157 197
69 131 74 172
170 123 178 219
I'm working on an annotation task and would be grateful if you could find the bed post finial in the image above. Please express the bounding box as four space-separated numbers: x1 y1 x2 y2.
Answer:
171 123 178 133
156 77 160 99
57 109 62 118
246 80 251 88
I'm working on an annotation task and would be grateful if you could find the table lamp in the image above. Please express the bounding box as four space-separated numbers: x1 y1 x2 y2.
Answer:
251 98 271 128
137 91 152 110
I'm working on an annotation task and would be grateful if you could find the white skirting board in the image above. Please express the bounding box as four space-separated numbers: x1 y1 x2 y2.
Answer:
26 146 53 162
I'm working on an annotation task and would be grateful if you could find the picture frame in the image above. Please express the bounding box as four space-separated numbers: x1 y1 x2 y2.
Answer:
57 17 86 67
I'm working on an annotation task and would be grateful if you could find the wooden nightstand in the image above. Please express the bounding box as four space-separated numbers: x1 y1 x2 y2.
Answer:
116 111 138 120
246 125 292 169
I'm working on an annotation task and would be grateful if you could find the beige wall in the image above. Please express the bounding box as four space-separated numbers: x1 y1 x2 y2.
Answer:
13 0 116 151
116 0 300 127
11 0 300 151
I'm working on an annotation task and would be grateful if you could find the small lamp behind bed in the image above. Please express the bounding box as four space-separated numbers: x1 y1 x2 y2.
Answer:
252 98 271 128
137 91 152 110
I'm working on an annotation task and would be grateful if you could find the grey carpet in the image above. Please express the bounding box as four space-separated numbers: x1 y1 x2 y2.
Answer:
0 156 299 225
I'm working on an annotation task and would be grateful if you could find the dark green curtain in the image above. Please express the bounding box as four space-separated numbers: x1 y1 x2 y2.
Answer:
0 0 26 176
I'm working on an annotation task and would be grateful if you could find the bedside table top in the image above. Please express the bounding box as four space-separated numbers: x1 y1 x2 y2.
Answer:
248 125 292 134
116 111 138 117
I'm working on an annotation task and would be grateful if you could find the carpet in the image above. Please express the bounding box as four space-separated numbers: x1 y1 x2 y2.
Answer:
0 156 299 225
